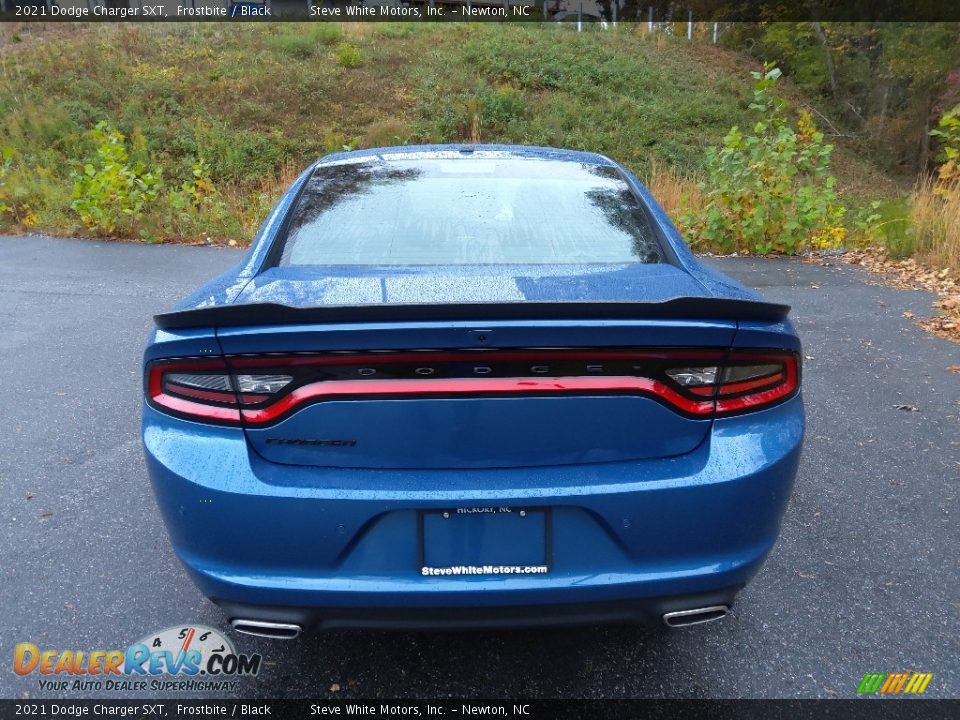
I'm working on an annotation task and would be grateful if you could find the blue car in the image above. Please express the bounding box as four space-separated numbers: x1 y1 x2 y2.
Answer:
143 145 804 637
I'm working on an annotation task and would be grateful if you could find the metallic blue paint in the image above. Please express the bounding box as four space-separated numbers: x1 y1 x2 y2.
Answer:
143 396 802 612
143 145 804 629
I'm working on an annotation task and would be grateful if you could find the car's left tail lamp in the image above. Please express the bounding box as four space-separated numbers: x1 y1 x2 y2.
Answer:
146 359 292 424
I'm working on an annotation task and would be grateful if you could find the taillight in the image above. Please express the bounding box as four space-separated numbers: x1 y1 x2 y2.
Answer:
146 348 799 426
713 350 799 414
146 359 293 424
665 349 799 416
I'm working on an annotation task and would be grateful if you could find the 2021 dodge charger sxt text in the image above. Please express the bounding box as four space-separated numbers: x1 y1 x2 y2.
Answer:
143 145 804 637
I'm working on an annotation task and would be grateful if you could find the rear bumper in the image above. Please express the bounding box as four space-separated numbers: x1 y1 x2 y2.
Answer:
143 394 803 628
216 587 742 632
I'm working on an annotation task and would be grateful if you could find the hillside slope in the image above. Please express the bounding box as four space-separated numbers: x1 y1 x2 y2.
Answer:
0 22 896 243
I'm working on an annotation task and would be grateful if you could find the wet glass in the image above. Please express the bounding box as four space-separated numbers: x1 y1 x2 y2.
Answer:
279 157 664 266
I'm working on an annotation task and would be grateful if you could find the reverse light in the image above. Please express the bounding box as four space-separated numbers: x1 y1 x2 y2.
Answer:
235 374 293 393
665 367 719 387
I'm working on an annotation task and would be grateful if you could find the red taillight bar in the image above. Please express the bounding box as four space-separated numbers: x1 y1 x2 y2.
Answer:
145 348 799 425
239 376 715 424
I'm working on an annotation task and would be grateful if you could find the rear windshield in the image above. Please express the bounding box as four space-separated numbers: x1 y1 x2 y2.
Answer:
277 157 664 266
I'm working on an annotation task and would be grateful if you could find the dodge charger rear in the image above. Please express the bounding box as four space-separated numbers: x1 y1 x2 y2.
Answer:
142 146 804 636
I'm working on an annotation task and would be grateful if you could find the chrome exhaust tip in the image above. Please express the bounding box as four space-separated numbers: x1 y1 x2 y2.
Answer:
662 605 729 628
230 619 302 640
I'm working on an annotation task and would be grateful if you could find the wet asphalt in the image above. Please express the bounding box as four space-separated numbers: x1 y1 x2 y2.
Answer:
0 235 957 700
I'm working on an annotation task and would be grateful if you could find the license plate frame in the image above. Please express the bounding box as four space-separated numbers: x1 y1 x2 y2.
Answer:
417 507 553 576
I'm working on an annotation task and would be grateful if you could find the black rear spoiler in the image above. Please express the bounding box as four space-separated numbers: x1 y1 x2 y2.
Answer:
154 298 790 330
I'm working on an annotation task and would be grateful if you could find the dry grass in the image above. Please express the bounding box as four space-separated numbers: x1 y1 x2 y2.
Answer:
644 158 703 219
221 159 305 240
911 175 960 275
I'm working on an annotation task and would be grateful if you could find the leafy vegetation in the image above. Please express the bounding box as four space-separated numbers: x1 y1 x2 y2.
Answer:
70 122 162 235
335 42 363 68
679 65 844 255
724 23 960 177
930 103 960 184
2 22 810 243
0 21 952 276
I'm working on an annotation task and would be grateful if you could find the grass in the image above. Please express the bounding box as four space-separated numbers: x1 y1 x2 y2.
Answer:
870 197 915 259
0 22 899 244
643 158 703 219
910 177 960 274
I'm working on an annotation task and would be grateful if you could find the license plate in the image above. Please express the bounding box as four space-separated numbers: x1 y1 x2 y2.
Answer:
418 507 551 576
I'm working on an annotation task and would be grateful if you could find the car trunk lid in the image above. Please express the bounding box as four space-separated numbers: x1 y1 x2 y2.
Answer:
154 266 790 470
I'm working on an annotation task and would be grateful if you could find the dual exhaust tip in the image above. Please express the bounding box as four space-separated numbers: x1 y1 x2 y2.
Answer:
229 605 729 637
662 605 729 628
230 619 302 640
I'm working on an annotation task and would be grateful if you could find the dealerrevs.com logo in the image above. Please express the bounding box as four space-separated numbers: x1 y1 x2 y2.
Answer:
13 625 261 692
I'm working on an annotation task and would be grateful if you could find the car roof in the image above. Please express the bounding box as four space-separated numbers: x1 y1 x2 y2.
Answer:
316 144 620 169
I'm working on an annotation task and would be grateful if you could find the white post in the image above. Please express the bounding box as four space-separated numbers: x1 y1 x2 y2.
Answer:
647 5 652 31
687 10 693 40
577 0 582 32
713 22 718 44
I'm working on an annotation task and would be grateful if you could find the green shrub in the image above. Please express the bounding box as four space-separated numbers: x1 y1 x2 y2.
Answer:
159 158 235 242
0 146 14 217
485 85 528 128
335 42 362 69
266 26 342 58
194 126 292 183
2 160 75 230
930 103 960 184
322 131 359 153
70 122 162 235
872 198 915 258
679 64 845 255
375 23 417 40
311 24 345 45
267 34 318 59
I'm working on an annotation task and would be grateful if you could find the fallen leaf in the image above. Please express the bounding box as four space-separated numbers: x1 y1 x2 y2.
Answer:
893 404 919 412
948 366 960 374
839 249 960 343
329 683 341 693
902 311 914 319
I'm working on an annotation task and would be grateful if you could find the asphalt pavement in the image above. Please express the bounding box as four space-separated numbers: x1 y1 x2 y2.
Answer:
1 235 957 699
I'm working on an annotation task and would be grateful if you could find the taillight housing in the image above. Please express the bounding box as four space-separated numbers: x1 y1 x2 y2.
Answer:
664 349 800 416
145 348 800 426
146 359 294 424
